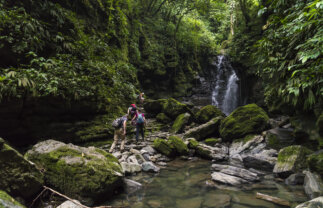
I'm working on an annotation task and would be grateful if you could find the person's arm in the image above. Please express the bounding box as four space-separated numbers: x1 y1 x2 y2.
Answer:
123 120 127 135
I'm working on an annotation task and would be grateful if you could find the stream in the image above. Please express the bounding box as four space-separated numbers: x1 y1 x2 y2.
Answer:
104 158 308 208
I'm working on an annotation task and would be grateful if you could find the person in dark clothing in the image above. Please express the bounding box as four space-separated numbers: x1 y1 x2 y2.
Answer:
131 109 146 142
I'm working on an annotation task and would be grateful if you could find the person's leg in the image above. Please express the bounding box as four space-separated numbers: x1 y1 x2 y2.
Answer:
140 124 144 140
120 130 126 151
109 129 119 153
136 124 139 142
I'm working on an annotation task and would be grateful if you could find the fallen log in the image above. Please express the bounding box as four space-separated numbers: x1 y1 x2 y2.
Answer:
256 192 290 207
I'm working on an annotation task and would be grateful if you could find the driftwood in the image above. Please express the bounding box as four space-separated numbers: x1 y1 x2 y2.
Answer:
256 192 290 207
30 186 124 208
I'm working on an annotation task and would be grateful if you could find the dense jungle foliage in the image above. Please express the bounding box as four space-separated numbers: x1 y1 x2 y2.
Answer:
0 0 322 115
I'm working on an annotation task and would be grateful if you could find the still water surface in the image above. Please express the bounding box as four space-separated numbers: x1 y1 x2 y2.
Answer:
106 159 308 208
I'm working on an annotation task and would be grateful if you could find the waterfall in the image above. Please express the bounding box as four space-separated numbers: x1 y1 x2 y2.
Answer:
211 55 240 115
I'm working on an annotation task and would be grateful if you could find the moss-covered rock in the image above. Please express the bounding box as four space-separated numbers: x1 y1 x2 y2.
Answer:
195 105 224 124
144 99 168 115
0 139 43 200
204 138 221 146
161 98 190 119
0 190 26 208
168 136 189 155
171 113 191 133
307 151 323 176
219 104 269 141
25 140 123 205
187 138 199 149
273 145 313 178
196 146 213 159
184 117 223 141
153 138 176 157
156 113 172 124
265 128 294 150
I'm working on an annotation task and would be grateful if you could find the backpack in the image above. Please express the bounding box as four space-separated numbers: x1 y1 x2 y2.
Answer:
137 113 144 124
112 117 123 128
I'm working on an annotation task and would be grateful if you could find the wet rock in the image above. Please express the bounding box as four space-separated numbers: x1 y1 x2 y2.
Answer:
153 138 176 157
141 145 157 155
196 143 228 161
285 173 305 185
25 140 123 205
273 145 313 178
176 197 203 208
295 196 323 208
0 139 43 200
123 179 142 194
112 151 122 159
127 155 140 164
184 117 222 141
120 162 142 174
303 171 323 199
203 193 231 208
142 152 151 161
211 172 247 186
211 164 259 182
169 136 189 155
220 104 269 141
243 153 276 172
142 161 160 173
307 150 323 176
265 128 294 150
229 135 265 157
57 200 82 208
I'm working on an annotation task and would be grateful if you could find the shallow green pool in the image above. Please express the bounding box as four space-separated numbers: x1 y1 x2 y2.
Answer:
105 159 308 208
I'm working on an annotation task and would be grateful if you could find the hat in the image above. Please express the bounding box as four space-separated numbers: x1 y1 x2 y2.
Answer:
131 104 136 107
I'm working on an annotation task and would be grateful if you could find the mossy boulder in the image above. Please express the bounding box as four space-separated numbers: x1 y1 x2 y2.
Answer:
168 136 189 155
156 113 172 124
0 139 43 200
144 99 167 115
161 98 190 119
184 117 223 141
195 105 224 124
153 138 176 157
187 138 199 149
219 104 269 141
171 113 191 133
307 151 323 176
204 138 221 146
0 190 26 208
273 145 313 178
25 140 123 205
265 128 294 150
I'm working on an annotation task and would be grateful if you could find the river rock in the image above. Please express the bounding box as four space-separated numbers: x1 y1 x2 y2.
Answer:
196 143 228 161
229 135 265 157
203 193 231 208
273 145 312 178
0 190 26 208
0 140 43 200
243 150 277 172
57 200 82 208
169 136 189 155
184 117 222 141
211 172 247 186
303 171 323 199
211 164 259 182
307 150 323 176
142 161 160 173
171 113 191 133
195 105 225 124
141 145 156 155
123 179 142 194
153 138 176 157
265 128 294 150
285 173 305 185
25 140 123 205
220 104 269 141
120 162 142 174
295 196 323 208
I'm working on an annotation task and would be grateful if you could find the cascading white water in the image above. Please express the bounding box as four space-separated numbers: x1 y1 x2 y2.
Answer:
211 55 239 115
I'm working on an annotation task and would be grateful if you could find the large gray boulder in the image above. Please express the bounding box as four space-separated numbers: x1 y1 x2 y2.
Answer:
0 139 43 200
211 172 247 186
295 196 323 208
273 145 312 178
25 140 123 205
303 171 323 199
211 164 259 182
184 117 222 140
